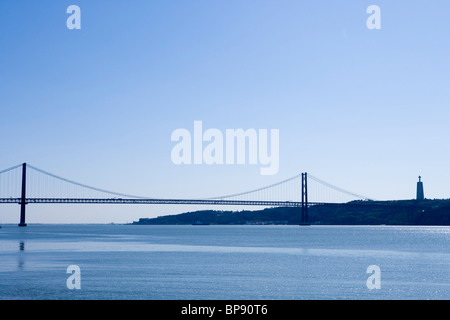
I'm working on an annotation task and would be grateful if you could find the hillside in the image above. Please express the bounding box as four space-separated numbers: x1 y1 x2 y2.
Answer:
131 199 450 226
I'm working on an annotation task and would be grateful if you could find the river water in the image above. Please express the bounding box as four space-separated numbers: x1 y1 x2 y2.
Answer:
0 224 448 300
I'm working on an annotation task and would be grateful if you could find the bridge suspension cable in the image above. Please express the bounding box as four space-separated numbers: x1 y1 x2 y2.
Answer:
0 164 22 175
0 164 22 198
26 164 148 199
308 174 373 201
1 163 373 204
206 173 302 200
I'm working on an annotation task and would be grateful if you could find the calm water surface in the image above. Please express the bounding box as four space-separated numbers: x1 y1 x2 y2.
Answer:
0 224 449 300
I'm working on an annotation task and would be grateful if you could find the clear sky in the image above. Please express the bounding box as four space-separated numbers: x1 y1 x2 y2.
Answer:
1 1 449 223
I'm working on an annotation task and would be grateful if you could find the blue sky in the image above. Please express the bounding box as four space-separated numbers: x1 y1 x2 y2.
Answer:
1 1 449 223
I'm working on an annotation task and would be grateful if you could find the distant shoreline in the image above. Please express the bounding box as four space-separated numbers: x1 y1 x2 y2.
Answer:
1 199 448 226
131 199 450 226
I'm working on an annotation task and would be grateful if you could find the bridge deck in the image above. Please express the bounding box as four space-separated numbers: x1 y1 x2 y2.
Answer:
0 198 309 207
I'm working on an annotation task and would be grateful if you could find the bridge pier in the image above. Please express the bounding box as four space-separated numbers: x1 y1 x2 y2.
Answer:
18 163 27 227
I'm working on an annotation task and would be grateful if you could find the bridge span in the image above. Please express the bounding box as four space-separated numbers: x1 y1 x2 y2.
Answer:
0 163 373 226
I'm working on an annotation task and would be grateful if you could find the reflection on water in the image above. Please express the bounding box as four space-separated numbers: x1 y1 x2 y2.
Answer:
18 241 25 270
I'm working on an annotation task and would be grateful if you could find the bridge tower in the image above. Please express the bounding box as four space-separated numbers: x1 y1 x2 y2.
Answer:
301 172 309 225
18 163 27 227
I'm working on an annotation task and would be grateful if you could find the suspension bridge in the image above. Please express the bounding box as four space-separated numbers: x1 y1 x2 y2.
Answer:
0 163 373 226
